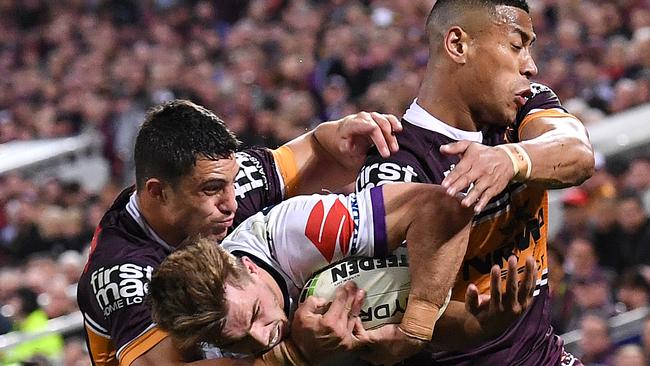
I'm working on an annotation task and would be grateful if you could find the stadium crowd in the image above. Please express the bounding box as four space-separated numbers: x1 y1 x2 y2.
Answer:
0 0 649 365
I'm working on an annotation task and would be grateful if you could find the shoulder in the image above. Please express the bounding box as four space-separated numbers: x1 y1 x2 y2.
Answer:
519 82 567 117
507 83 577 141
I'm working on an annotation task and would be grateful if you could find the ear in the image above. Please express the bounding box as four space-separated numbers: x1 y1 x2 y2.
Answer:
241 256 260 275
144 178 166 203
444 26 470 64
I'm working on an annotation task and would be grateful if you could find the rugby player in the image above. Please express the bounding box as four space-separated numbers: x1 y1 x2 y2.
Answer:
76 100 404 366
356 1 595 365
148 183 536 363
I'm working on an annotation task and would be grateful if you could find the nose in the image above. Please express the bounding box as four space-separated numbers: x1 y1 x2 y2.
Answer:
521 49 538 78
249 323 274 351
250 330 268 350
218 183 238 216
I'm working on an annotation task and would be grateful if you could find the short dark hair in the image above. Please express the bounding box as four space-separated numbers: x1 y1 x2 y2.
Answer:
148 237 250 350
426 0 530 40
134 100 240 190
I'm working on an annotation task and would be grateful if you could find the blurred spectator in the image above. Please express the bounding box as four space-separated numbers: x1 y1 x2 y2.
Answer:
548 245 572 334
588 196 625 273
612 344 646 366
565 237 616 330
61 337 89 366
577 314 613 366
621 156 650 197
554 187 591 250
615 268 650 312
616 190 650 269
0 287 63 364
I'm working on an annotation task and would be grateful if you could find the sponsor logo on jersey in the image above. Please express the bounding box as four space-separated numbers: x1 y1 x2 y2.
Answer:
330 254 409 282
234 152 268 198
305 199 354 262
90 263 154 317
356 162 418 190
462 207 544 281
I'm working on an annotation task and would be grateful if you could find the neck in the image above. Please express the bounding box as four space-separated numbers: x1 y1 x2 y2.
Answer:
417 63 478 132
260 268 285 308
136 193 184 247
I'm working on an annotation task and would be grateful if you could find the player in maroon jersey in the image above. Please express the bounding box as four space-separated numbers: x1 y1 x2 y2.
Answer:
77 99 405 366
357 0 594 365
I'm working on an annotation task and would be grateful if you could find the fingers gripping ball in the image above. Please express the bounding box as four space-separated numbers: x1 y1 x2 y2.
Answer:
299 247 450 330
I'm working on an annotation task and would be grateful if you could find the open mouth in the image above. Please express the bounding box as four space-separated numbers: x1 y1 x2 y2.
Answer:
269 323 281 348
515 95 527 107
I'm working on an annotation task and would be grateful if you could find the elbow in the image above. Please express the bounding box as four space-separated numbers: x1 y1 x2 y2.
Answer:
572 144 596 186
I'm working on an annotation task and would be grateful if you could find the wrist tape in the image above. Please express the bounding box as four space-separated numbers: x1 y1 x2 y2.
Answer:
496 144 532 181
398 295 441 342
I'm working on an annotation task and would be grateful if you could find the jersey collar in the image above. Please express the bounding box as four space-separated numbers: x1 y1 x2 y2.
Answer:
403 99 483 143
126 192 175 253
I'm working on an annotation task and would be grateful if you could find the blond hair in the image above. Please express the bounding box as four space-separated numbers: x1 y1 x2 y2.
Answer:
149 237 249 349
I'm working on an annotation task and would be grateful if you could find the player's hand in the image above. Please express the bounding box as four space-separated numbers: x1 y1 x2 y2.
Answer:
289 281 369 363
359 324 426 365
336 112 402 166
440 140 516 213
465 255 537 340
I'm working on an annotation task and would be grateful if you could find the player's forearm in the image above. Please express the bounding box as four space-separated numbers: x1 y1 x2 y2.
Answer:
518 118 595 189
383 184 473 340
408 190 472 307
281 121 357 195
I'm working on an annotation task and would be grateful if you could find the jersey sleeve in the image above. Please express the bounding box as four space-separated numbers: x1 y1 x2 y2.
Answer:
78 231 167 365
233 149 285 227
508 83 579 142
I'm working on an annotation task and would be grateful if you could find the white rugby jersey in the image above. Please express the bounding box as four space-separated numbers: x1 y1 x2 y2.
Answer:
221 186 389 318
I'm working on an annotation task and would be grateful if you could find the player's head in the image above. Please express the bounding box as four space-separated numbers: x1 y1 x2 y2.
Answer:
425 0 537 126
149 238 288 355
134 100 240 243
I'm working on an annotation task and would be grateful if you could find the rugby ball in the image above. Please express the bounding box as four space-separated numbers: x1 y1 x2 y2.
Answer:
299 247 418 330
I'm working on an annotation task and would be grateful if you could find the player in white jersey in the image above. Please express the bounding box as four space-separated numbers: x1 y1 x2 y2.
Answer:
149 183 538 364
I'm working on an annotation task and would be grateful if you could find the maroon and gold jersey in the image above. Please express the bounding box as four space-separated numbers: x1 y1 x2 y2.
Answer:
357 83 577 365
77 148 293 366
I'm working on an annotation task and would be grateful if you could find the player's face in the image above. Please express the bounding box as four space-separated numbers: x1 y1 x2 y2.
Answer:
220 275 288 355
465 6 538 126
165 156 239 242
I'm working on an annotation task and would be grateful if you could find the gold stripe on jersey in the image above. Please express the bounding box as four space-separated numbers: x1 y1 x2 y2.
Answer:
119 327 168 366
85 324 118 366
519 109 577 138
451 185 548 301
271 146 300 197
